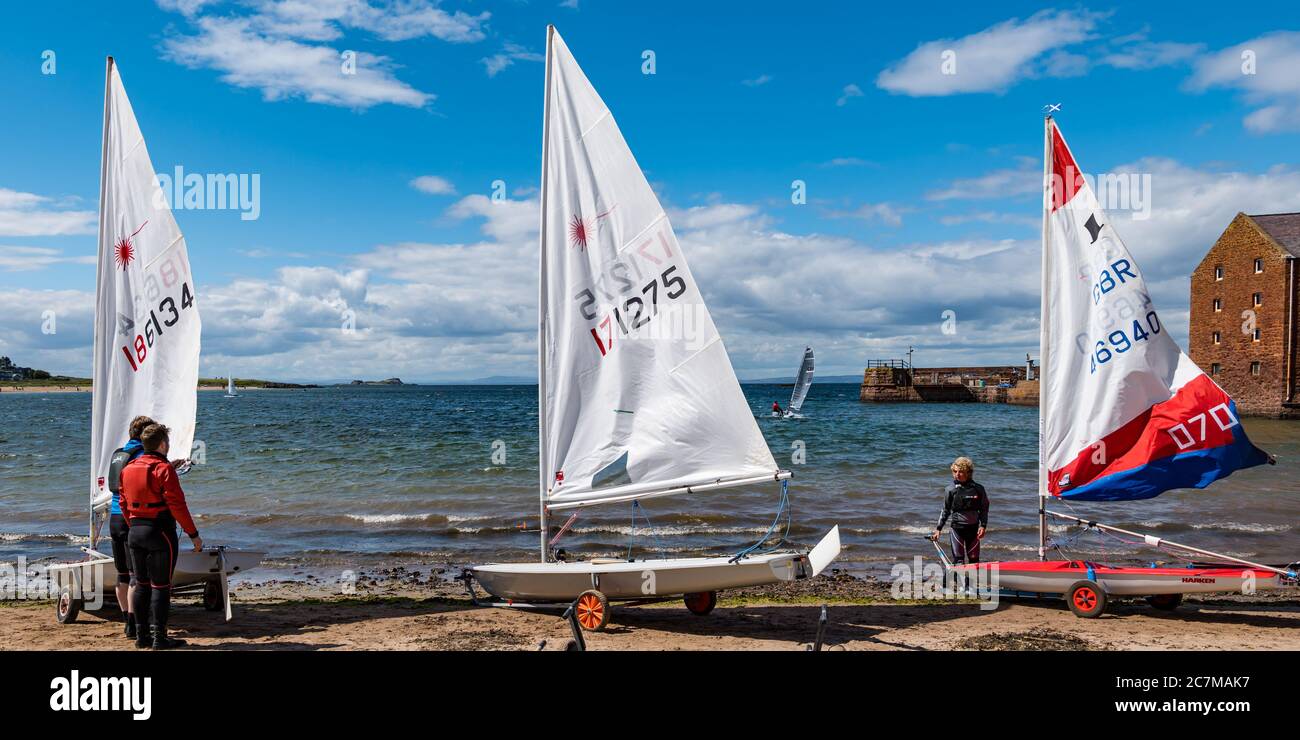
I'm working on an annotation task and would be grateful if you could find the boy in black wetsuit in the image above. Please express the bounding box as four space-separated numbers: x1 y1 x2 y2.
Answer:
931 456 988 564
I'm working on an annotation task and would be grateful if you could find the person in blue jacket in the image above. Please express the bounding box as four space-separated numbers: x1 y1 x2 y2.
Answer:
108 415 154 640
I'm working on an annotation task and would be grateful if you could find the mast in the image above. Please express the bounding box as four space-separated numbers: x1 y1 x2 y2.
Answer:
536 26 556 562
1037 116 1051 561
90 56 114 551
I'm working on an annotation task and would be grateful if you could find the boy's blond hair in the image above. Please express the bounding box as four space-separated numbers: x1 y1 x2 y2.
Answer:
951 456 974 475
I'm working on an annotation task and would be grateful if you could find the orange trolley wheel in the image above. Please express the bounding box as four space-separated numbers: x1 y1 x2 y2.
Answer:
1065 579 1107 618
683 591 718 616
574 589 610 632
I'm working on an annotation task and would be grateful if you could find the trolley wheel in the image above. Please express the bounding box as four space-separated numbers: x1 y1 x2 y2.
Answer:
1065 580 1107 618
683 591 717 616
1146 593 1183 611
56 585 82 624
574 589 609 632
202 580 224 612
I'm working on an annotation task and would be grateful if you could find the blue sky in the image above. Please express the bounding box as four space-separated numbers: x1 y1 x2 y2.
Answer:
2 1 1299 382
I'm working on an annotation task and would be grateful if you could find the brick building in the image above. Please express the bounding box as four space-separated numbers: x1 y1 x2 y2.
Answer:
1189 212 1300 418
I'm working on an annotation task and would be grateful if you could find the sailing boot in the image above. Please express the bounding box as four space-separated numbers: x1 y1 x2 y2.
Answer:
151 625 188 650
134 623 152 649
123 613 136 640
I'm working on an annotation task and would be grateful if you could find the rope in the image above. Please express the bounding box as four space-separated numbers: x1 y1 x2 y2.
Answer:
730 479 791 562
625 500 666 561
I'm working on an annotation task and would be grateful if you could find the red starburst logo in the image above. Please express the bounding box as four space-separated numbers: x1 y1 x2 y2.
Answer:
568 214 591 251
113 238 135 270
567 205 617 252
113 220 149 271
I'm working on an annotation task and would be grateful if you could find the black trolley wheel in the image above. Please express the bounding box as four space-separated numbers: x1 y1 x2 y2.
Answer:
1146 593 1183 611
203 580 224 612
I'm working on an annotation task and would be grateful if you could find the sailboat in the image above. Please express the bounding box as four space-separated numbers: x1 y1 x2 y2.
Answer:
48 57 263 624
469 28 840 630
225 374 238 398
779 347 814 418
939 117 1296 617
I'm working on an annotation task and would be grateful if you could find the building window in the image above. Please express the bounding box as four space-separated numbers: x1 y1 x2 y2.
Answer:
1253 292 1262 307
1211 363 1221 375
1254 258 1263 273
1215 265 1224 281
1251 361 1261 376
1254 328 1261 342
1213 298 1222 312
1212 331 1221 344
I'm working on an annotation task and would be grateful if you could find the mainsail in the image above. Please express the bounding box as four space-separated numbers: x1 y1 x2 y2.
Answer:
90 58 202 543
539 29 781 511
788 347 814 413
1040 118 1269 502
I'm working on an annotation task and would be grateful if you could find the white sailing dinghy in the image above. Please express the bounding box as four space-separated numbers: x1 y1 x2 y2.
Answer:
47 58 263 624
780 347 814 417
470 28 840 629
225 374 238 397
942 117 1296 617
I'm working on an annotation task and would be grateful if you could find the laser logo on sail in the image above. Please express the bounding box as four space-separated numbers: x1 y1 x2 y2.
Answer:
112 220 148 270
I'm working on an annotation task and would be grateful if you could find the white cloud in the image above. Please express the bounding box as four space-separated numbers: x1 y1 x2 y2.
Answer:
1188 31 1300 133
162 16 433 108
0 188 96 237
742 74 772 87
410 175 457 195
876 10 1102 96
481 42 545 77
1103 40 1203 70
824 202 904 227
0 246 95 272
835 83 863 107
819 157 874 168
157 0 493 108
926 157 1039 201
668 203 760 230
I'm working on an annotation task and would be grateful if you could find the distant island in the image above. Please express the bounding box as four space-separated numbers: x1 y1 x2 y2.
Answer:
349 378 404 386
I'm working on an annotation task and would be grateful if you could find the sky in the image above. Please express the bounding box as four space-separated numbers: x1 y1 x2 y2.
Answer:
1 1 1299 383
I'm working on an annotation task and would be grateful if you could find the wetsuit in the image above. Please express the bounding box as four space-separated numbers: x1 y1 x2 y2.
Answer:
936 479 989 564
121 452 199 642
772 402 782 414
108 439 144 585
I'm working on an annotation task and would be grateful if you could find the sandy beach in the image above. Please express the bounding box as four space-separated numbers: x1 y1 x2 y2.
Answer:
5 568 1297 651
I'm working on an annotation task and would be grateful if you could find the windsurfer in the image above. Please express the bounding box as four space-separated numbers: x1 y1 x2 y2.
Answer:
121 424 202 649
931 457 988 564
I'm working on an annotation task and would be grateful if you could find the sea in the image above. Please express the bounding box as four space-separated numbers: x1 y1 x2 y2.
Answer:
2 384 1297 580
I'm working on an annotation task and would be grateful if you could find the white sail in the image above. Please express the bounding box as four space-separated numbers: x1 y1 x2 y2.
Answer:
540 29 781 511
787 347 814 413
90 58 201 542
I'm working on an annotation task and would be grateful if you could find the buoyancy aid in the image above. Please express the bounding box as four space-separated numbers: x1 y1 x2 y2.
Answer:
119 454 170 515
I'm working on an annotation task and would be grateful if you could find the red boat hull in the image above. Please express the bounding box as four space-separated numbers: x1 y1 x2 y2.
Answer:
950 560 1280 596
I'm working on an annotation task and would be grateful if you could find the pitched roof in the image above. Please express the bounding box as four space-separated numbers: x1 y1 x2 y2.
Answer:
1249 213 1300 258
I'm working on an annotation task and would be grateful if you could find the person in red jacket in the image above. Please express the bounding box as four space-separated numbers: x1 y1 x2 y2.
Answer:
120 423 202 649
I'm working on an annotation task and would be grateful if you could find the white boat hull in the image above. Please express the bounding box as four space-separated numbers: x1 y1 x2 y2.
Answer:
48 548 265 599
474 526 840 602
952 560 1283 597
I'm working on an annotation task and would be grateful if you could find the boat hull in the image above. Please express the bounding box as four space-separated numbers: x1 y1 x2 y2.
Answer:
48 548 265 599
951 560 1281 596
474 526 840 602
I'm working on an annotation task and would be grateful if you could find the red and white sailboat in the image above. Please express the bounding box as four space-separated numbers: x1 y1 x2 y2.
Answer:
944 117 1297 617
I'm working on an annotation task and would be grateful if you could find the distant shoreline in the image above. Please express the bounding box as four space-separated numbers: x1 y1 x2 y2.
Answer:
1 384 286 395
